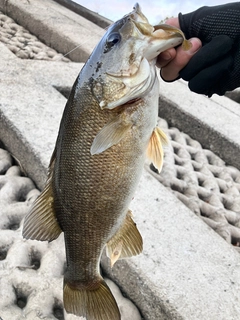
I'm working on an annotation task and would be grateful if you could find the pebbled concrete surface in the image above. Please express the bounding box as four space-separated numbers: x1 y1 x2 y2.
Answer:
1 0 240 319
0 0 104 62
158 79 240 170
103 170 240 320
0 147 142 320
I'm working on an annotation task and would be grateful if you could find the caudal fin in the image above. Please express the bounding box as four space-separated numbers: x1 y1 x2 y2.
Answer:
64 278 121 320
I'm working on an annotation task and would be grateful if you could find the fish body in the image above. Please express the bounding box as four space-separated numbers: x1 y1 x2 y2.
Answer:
23 3 187 319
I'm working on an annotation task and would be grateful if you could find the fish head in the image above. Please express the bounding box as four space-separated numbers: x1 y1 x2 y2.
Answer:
86 3 189 110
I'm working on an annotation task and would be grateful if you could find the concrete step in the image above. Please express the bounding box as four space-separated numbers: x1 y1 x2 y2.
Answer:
0 1 240 319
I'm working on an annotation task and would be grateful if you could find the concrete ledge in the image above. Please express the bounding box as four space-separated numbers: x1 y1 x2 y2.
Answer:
158 79 240 170
53 0 112 28
0 42 82 188
0 0 104 62
1 1 240 319
103 169 240 319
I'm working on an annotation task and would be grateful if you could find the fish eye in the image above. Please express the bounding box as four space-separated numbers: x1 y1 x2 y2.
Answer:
104 32 121 53
107 32 121 46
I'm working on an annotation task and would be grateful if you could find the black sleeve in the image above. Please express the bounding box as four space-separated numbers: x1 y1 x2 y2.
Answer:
177 3 240 96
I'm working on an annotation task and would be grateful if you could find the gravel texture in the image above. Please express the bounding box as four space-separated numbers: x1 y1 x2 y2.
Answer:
0 11 70 61
150 118 240 249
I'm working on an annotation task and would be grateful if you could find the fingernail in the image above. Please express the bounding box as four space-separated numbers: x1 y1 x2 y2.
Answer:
189 38 202 54
160 51 172 61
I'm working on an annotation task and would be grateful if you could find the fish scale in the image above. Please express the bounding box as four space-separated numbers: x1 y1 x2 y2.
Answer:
22 3 189 319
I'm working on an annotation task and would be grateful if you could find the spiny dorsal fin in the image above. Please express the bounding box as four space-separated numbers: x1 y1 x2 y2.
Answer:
22 159 62 242
64 277 120 320
90 117 131 155
147 126 168 172
106 210 143 267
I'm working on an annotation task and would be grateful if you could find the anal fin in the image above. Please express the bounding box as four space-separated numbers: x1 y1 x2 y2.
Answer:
147 126 168 172
106 210 143 267
22 161 62 241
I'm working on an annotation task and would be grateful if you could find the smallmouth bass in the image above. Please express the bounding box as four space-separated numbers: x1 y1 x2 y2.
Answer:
23 3 189 319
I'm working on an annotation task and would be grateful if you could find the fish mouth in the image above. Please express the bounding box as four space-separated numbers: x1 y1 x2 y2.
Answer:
107 3 186 77
100 3 189 110
129 3 190 62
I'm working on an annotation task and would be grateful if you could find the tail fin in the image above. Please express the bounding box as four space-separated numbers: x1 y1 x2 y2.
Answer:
64 278 121 320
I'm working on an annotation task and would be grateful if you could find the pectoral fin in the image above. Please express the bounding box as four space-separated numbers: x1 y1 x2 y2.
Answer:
147 126 168 172
22 157 62 241
90 117 131 155
106 210 143 267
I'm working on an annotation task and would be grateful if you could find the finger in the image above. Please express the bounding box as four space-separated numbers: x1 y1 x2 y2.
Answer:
156 17 182 68
156 47 177 68
165 17 180 28
160 37 202 81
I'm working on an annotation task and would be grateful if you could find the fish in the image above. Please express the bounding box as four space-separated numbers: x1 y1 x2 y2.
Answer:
22 3 189 320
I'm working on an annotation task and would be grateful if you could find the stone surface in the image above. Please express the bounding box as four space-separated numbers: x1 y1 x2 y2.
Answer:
151 118 240 246
0 11 70 61
53 0 112 29
0 147 142 320
0 41 81 189
103 170 240 320
158 78 240 170
1 0 240 319
0 0 104 62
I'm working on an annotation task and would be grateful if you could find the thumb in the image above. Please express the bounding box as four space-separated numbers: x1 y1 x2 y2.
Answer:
165 17 180 28
161 37 202 82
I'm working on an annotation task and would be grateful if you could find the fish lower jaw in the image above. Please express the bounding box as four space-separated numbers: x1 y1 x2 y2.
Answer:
124 97 142 105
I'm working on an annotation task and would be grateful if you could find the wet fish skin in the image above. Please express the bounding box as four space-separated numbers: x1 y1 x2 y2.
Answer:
22 3 187 319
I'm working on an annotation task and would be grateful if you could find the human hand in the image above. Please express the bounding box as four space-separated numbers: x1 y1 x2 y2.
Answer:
157 17 202 82
158 3 240 97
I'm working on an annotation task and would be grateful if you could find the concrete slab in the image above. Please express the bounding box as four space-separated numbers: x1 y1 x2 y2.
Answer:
1 1 240 319
53 0 112 28
103 169 240 320
0 42 81 188
158 78 240 170
0 0 104 62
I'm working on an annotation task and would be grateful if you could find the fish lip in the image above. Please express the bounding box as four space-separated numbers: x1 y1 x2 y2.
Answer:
153 24 183 39
152 24 191 51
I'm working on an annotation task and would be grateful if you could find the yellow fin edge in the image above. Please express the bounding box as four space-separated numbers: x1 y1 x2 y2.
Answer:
64 278 120 320
147 126 168 172
106 210 143 267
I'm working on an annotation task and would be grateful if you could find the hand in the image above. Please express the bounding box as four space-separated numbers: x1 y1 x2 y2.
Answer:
158 3 240 97
157 17 202 82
